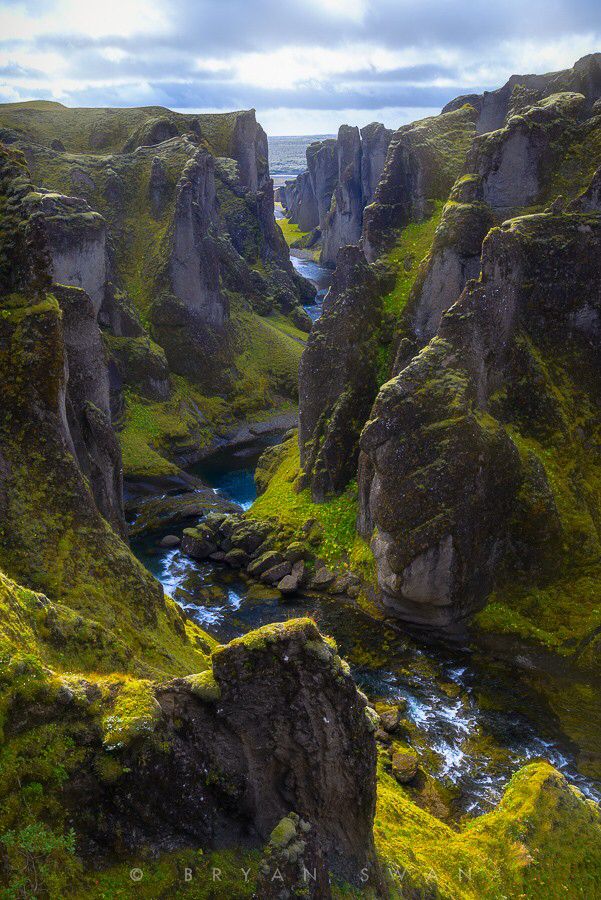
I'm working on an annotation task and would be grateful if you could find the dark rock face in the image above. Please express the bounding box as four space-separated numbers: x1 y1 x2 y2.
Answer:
230 108 268 193
362 105 478 261
56 285 126 537
359 211 601 624
169 148 225 328
360 121 394 207
443 52 601 134
69 620 379 889
299 246 382 500
307 138 339 230
283 170 319 232
280 124 393 265
321 126 363 266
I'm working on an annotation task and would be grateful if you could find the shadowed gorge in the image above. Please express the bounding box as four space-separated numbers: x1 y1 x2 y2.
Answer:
1 33 601 900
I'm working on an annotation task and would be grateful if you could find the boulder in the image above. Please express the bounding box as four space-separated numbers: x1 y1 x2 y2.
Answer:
278 560 305 594
391 748 419 783
261 561 293 584
248 550 284 577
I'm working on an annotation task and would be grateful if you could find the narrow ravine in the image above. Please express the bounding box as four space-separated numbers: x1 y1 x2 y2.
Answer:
132 441 601 819
274 200 333 320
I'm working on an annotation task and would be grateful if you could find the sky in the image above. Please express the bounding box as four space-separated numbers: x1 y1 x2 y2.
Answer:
0 0 600 135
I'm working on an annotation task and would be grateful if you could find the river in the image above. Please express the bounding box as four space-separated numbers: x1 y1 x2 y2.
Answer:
131 437 601 819
131 194 599 821
274 200 333 321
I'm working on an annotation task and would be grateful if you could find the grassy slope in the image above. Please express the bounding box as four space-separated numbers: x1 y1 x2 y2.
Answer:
118 297 304 477
251 437 376 582
0 101 249 158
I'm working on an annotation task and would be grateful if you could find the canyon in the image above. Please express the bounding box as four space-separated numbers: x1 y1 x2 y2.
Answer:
1 53 601 899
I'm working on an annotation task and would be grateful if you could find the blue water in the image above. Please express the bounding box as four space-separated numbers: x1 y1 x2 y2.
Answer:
131 442 601 815
189 435 282 510
291 253 332 321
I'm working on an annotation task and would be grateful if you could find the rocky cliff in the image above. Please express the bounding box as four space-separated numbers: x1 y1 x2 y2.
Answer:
0 144 381 895
280 122 393 266
0 102 311 481
299 247 382 500
292 55 601 662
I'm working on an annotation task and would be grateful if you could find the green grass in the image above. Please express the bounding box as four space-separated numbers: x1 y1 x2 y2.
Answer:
266 310 309 341
381 200 444 316
375 757 601 899
250 438 375 580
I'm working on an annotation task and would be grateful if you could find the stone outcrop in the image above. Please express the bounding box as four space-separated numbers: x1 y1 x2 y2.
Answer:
402 173 495 350
168 147 225 327
56 284 126 537
321 126 363 266
1 103 311 420
56 620 379 888
299 247 382 500
358 209 601 624
443 52 601 134
280 124 393 266
464 91 586 215
360 121 394 207
25 190 108 314
362 105 478 261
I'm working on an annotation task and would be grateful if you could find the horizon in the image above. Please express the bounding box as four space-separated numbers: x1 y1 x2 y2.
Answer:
1 0 600 134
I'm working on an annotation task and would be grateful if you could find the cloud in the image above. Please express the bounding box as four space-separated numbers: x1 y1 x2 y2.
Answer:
0 0 600 133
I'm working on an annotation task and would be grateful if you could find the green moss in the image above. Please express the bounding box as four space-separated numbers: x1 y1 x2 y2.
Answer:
275 205 319 259
269 815 298 848
229 295 304 415
101 678 161 750
250 437 376 579
0 101 244 159
381 200 444 317
119 382 228 478
375 759 601 898
76 847 261 898
266 310 309 341
184 669 221 703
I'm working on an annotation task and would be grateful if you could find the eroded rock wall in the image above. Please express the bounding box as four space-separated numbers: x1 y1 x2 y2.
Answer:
299 247 382 500
359 210 601 624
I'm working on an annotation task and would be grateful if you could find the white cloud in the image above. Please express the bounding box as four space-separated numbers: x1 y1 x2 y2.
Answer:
253 105 439 135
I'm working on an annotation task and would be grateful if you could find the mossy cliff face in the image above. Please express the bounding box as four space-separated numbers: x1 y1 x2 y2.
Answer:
280 122 393 266
0 103 310 478
359 210 601 635
375 758 601 898
465 91 586 215
299 247 383 500
27 619 377 890
362 104 478 261
290 55 601 665
0 149 382 893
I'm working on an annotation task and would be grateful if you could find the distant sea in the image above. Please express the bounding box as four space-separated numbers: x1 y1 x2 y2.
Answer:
268 134 335 183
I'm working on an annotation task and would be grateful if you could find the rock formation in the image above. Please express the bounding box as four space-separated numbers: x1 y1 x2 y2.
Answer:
292 54 601 660
0 140 381 896
298 247 382 500
443 51 601 133
362 104 478 261
280 123 393 265
0 102 313 479
359 209 601 624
